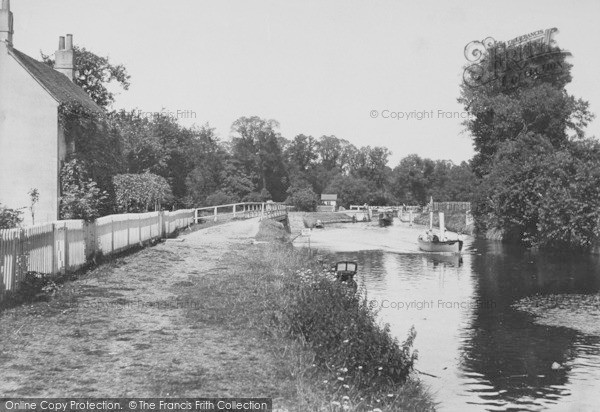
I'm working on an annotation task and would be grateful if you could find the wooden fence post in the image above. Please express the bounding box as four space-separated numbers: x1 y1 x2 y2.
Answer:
110 218 115 254
214 206 218 222
138 215 143 245
51 223 56 275
233 204 237 218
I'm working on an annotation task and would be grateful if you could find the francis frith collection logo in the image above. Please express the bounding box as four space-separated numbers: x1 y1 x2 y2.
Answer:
463 28 571 89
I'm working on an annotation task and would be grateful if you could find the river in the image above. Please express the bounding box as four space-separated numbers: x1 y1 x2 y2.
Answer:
294 220 600 411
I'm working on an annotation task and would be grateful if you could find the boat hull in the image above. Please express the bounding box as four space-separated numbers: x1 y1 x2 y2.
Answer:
378 212 394 227
418 238 463 253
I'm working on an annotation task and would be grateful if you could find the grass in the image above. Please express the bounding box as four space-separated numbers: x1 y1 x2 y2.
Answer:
216 220 436 411
0 218 435 411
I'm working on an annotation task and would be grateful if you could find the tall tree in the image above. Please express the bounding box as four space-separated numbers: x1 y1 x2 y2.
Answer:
461 34 598 248
460 36 591 177
42 46 130 108
230 116 288 201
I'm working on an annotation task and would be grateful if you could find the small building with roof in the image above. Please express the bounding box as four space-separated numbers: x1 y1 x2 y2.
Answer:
318 193 338 212
0 0 101 224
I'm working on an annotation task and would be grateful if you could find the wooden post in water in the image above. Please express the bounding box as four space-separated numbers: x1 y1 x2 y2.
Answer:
214 206 218 222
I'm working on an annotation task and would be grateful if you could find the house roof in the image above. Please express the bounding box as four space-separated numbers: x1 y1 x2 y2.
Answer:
321 194 338 201
9 48 102 113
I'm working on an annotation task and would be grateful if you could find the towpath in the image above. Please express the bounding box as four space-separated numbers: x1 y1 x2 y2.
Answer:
0 218 290 398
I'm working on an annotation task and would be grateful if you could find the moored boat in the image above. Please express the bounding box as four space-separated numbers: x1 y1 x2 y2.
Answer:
378 210 394 227
331 261 358 291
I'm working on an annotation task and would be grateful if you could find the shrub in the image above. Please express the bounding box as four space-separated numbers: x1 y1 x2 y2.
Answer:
60 159 108 221
0 204 22 229
113 172 173 212
252 230 421 408
285 187 318 212
282 275 417 388
474 134 600 249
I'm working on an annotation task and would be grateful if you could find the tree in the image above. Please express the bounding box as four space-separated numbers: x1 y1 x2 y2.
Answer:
460 37 592 177
230 116 289 201
475 133 600 249
60 159 108 221
352 146 392 190
285 134 318 172
324 175 372 208
42 46 130 108
28 188 39 225
285 185 319 212
390 155 435 204
461 34 597 249
0 204 22 229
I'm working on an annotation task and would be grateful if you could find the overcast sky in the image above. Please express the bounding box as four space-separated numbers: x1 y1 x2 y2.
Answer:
10 0 600 166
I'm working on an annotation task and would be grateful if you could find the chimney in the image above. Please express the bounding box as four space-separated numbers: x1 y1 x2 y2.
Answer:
55 33 74 81
0 0 14 45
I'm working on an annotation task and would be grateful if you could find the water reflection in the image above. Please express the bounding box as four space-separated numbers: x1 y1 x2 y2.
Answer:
463 240 600 410
300 222 600 411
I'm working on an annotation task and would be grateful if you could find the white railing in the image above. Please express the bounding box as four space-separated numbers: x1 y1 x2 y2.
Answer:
1 203 289 299
193 202 288 223
0 209 195 299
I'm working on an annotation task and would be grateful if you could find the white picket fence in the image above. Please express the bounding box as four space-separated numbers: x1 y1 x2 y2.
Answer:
0 202 289 299
0 209 195 299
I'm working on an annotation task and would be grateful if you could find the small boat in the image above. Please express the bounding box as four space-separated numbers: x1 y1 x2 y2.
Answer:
332 261 358 291
418 235 463 253
418 211 463 253
378 210 394 227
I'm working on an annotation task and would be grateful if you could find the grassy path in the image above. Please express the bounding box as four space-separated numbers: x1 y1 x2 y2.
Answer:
0 219 294 402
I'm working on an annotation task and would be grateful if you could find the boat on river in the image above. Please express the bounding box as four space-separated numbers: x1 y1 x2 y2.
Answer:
378 210 394 227
418 211 463 253
332 261 358 291
418 235 463 253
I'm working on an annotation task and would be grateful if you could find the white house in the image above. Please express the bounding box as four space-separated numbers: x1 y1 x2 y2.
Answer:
0 0 100 225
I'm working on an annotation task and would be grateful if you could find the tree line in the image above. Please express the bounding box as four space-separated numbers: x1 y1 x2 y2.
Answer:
60 109 477 215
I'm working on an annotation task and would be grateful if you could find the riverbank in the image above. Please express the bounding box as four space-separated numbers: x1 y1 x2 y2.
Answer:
0 218 434 411
413 211 474 235
302 212 355 228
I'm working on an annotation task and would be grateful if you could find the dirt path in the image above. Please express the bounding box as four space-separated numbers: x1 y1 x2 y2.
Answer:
0 218 292 398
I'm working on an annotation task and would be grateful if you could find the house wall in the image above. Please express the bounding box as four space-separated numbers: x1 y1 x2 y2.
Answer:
0 44 61 226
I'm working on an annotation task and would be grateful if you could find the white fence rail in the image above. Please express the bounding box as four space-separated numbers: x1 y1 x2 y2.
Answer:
0 202 288 299
0 209 195 299
193 202 288 223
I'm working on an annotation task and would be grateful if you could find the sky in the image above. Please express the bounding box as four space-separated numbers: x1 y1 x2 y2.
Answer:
9 0 600 166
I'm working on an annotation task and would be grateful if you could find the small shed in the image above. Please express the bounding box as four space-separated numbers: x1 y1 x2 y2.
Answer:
319 194 338 212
